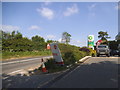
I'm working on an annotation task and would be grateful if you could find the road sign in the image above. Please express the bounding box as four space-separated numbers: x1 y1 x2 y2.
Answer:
47 44 51 49
88 35 94 42
88 35 94 50
50 43 64 65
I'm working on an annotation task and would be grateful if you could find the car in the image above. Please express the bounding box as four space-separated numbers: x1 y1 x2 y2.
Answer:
96 45 110 57
110 49 120 56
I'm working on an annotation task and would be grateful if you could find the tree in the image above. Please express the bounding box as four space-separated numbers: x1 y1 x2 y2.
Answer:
11 31 15 39
32 35 45 51
46 40 54 43
46 40 59 44
2 31 12 40
98 31 111 44
61 32 71 44
98 31 111 40
15 31 22 39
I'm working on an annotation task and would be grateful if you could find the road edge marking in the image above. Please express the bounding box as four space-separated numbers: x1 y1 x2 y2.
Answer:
1 56 53 65
8 69 23 75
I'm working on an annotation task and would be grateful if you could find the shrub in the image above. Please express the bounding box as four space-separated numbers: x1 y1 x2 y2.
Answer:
62 52 76 65
58 44 87 65
79 47 90 52
79 47 96 56
45 58 67 73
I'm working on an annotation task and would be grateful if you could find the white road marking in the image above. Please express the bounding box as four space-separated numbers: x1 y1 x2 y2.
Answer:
2 69 24 79
1 56 53 65
3 77 9 80
8 69 23 75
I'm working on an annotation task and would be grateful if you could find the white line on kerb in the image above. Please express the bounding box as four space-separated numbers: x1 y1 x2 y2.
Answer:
1 56 53 65
79 56 91 62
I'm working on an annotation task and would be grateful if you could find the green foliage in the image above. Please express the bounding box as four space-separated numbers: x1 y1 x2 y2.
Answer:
45 58 67 73
2 37 33 52
2 50 52 60
109 40 120 50
1 30 50 60
2 31 46 52
98 31 111 40
98 31 111 45
61 32 71 44
2 30 23 40
1 30 95 62
46 40 59 44
46 40 54 43
0 31 1 61
58 43 88 65
44 44 95 73
32 35 46 51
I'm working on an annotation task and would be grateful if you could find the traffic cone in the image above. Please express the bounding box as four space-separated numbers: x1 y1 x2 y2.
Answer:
42 62 47 72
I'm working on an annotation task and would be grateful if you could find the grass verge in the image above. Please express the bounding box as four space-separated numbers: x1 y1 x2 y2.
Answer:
2 50 52 61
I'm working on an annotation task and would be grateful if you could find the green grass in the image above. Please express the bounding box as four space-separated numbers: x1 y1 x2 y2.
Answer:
2 50 52 61
43 58 68 73
0 52 2 61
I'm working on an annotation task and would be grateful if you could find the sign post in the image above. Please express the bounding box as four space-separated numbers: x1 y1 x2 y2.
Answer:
88 35 94 50
49 43 64 65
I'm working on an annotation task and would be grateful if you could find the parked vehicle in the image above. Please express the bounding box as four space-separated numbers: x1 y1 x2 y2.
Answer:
96 45 110 57
118 44 120 56
110 49 120 56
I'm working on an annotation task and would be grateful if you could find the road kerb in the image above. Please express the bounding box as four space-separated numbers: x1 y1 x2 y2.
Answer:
79 56 91 63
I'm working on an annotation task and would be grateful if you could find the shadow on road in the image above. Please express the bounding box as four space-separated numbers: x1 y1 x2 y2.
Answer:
2 71 60 88
48 60 119 88
2 60 120 88
2 73 41 88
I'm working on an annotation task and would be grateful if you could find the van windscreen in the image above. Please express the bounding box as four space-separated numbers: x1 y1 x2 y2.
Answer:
98 46 106 48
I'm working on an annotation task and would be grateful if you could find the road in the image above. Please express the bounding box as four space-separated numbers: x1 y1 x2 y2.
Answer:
1 56 52 74
44 57 119 88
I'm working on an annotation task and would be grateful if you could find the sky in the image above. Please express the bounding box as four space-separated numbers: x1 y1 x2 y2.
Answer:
2 2 119 47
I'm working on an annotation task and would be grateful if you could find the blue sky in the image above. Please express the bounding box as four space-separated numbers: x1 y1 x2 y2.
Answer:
2 2 118 47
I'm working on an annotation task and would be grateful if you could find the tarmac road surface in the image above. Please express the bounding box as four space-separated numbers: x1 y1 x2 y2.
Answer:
48 57 119 88
1 56 53 74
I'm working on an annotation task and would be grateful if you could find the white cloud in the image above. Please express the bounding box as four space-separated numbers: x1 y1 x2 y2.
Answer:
2 25 20 32
44 1 52 6
37 7 54 20
63 4 79 16
46 35 56 39
29 25 40 30
70 40 86 47
88 4 97 17
88 4 96 11
58 38 62 42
